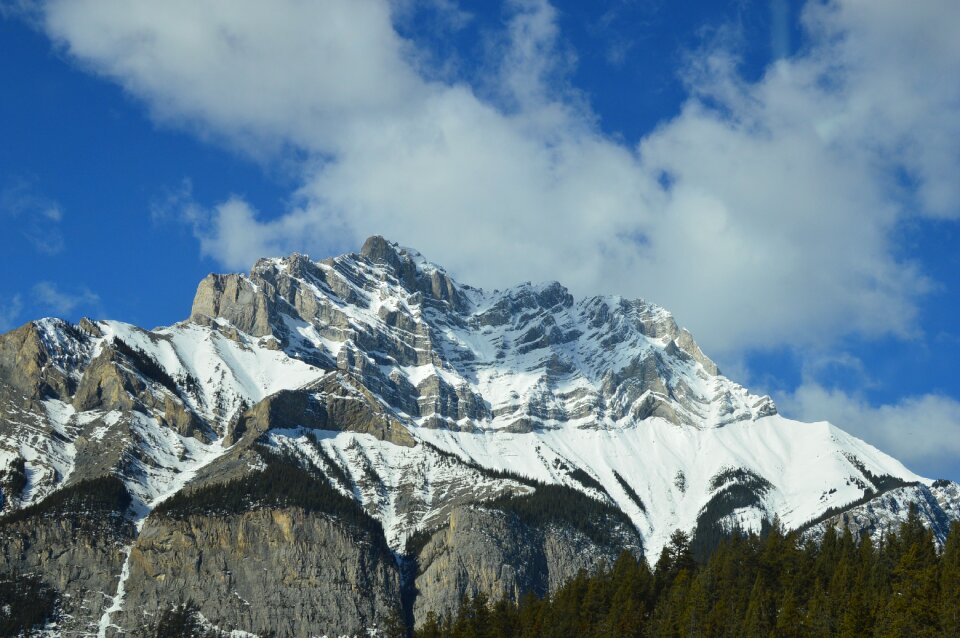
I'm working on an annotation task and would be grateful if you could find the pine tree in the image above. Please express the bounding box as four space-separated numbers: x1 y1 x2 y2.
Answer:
873 507 940 638
647 568 692 638
489 598 518 638
382 605 408 638
742 574 775 638
940 521 960 638
516 591 544 638
837 585 871 638
773 589 804 638
668 530 697 576
579 566 612 637
679 570 712 638
804 580 834 638
416 611 444 638
418 511 951 638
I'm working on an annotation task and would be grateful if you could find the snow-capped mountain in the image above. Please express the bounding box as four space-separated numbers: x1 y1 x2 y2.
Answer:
1 236 957 636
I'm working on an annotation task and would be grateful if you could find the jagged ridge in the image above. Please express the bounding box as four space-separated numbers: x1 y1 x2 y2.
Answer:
1 236 958 635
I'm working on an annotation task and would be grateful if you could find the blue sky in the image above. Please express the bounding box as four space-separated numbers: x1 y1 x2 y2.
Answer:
1 0 959 481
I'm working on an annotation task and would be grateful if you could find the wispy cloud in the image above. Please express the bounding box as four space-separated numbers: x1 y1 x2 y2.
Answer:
31 281 100 317
0 294 24 332
589 0 662 68
779 383 960 479
0 177 66 255
32 0 960 364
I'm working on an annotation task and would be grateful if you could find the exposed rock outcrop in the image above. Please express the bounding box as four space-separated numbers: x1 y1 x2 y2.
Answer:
0 236 957 636
413 506 640 625
119 507 402 637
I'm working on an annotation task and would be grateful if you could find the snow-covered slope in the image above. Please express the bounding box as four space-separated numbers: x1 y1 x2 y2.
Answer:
0 236 955 561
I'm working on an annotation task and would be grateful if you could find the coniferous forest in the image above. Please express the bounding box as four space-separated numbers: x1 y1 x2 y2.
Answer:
6 501 958 637
413 511 960 638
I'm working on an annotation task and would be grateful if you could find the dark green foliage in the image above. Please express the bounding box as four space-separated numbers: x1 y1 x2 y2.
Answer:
0 475 131 530
795 468 918 535
0 457 28 509
690 484 770 561
486 483 635 549
568 468 606 493
689 468 774 560
5 457 27 495
153 448 386 549
112 337 183 396
707 467 772 493
406 524 446 557
113 336 202 400
673 470 686 493
613 471 647 513
416 514 959 638
844 453 914 493
940 521 960 636
380 605 410 638
420 443 632 547
420 441 539 486
0 572 58 636
306 435 353 489
932 479 952 488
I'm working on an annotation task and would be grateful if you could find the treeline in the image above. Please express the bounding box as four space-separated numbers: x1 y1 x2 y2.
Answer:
487 483 635 549
414 510 960 638
0 572 58 636
153 448 388 552
0 474 131 534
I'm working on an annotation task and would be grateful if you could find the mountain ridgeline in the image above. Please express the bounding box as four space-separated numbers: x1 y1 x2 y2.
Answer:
1 236 958 637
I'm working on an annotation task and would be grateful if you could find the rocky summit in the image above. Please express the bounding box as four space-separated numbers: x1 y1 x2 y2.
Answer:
1 236 958 637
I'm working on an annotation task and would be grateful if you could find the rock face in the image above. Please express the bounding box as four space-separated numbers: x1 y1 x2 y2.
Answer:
0 478 134 636
0 516 131 636
413 506 638 622
803 481 960 545
119 507 402 637
1 236 959 636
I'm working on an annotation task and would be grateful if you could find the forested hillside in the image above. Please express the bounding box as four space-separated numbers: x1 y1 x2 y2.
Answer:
416 508 960 638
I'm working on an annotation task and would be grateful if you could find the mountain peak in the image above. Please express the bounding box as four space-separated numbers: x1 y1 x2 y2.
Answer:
359 234 404 270
185 237 766 433
3 236 958 637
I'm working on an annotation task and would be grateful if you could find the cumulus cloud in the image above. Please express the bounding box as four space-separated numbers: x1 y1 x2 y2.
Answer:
0 177 65 254
779 383 960 478
31 282 101 317
32 0 960 362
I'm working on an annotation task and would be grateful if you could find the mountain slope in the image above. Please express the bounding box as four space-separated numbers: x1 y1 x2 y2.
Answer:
1 236 957 636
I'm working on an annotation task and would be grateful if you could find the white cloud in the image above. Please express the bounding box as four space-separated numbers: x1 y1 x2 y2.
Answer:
779 383 960 478
31 282 100 317
41 0 427 157
32 0 960 360
0 177 65 254
0 294 24 332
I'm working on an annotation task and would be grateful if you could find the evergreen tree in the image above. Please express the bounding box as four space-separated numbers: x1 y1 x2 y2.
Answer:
516 591 545 638
668 530 696 576
417 512 954 638
679 570 713 638
773 589 804 638
837 586 871 638
382 606 409 638
742 574 775 638
874 508 940 638
803 580 833 638
489 598 519 638
940 521 960 638
417 612 444 638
